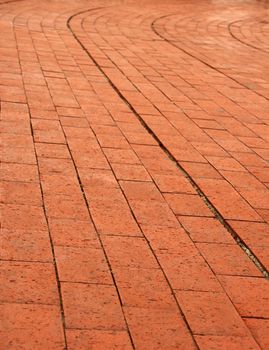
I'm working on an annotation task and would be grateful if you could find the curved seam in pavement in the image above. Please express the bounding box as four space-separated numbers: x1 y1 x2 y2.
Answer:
68 8 269 280
228 18 269 54
57 6 137 349
67 9 205 350
151 12 269 103
45 6 137 349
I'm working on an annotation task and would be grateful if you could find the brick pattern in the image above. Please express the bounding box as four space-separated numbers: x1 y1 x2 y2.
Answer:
1 0 269 349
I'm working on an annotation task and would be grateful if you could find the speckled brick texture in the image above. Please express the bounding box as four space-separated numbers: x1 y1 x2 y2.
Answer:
1 0 269 349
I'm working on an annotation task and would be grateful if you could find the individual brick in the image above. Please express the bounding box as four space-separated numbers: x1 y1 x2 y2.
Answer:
124 307 196 350
178 216 234 244
244 318 269 350
48 216 99 246
196 243 261 276
218 276 269 318
0 181 42 206
0 229 52 262
66 329 133 350
164 193 213 217
0 261 58 304
111 163 151 182
0 303 65 350
62 282 126 330
102 236 157 269
176 291 250 336
54 246 112 284
195 335 260 350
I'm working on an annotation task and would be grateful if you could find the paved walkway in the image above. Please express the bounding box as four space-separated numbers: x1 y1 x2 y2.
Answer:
1 0 269 349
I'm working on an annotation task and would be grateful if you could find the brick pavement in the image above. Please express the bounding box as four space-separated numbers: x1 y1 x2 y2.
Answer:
0 0 269 349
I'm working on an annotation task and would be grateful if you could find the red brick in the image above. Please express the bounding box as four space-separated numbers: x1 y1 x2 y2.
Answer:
103 148 140 164
218 276 269 318
111 163 151 181
141 225 192 252
97 134 130 149
38 158 76 176
1 146 36 164
89 199 142 236
0 261 58 304
0 303 65 350
158 248 222 292
176 291 249 336
250 246 269 270
44 194 88 220
178 216 234 244
102 236 157 269
66 329 133 350
114 267 175 309
244 318 269 350
55 246 112 284
35 143 70 159
124 307 195 350
48 218 99 248
41 174 81 196
60 116 89 127
207 156 246 172
62 282 126 330
152 173 196 194
120 180 163 201
257 208 269 222
221 170 266 190
1 163 39 182
1 203 47 231
195 335 260 350
122 131 158 145
34 129 66 144
196 243 261 276
0 181 42 206
30 108 58 120
228 221 269 247
197 179 262 221
0 229 52 262
63 126 95 139
130 200 179 227
1 133 33 148
164 193 213 217
78 168 118 188
181 161 222 179
238 188 269 210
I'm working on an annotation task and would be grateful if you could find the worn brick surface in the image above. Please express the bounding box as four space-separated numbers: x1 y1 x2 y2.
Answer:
1 0 269 348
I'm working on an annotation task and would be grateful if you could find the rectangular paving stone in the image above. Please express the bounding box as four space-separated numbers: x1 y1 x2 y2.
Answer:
0 229 52 262
218 276 269 318
66 329 133 350
196 243 262 277
62 282 126 330
195 335 260 350
0 303 65 350
124 307 196 350
164 193 213 217
0 261 59 304
55 245 112 284
176 291 250 336
102 236 158 269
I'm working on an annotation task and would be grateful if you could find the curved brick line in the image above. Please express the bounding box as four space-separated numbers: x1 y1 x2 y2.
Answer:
68 8 269 280
228 18 269 54
41 6 137 349
151 13 269 103
67 11 205 350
